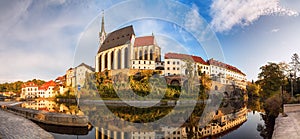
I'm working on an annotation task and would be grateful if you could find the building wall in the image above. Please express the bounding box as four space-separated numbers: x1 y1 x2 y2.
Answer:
75 66 93 88
21 86 38 99
131 60 155 70
66 69 75 87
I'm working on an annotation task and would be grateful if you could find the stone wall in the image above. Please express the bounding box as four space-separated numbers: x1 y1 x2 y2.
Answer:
6 106 88 127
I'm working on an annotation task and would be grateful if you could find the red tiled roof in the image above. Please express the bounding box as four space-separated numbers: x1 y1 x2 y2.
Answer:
39 80 56 91
164 53 209 65
226 64 246 76
22 82 38 88
191 56 209 65
134 36 155 47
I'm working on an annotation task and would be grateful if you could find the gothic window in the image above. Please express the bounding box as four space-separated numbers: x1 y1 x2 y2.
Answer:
150 49 153 60
139 50 142 60
104 53 108 69
111 52 114 70
125 47 129 68
118 50 121 69
144 49 148 60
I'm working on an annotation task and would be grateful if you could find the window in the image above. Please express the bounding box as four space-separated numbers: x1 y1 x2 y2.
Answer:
167 61 170 64
133 61 135 64
177 61 180 65
173 61 175 65
144 61 146 64
177 68 179 70
167 67 170 70
173 67 176 70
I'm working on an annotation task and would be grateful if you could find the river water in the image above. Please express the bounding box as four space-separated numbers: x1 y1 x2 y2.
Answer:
16 98 273 139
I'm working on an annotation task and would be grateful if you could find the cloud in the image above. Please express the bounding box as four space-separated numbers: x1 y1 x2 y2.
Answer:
271 28 280 33
210 0 299 32
184 4 203 33
0 0 108 83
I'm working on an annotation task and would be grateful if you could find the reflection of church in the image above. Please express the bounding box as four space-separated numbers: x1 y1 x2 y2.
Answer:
95 14 162 72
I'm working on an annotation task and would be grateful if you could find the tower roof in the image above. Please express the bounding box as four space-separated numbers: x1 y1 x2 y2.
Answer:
98 25 135 53
100 11 106 34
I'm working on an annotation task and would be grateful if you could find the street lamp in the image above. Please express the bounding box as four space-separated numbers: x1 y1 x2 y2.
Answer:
281 85 288 117
290 71 294 97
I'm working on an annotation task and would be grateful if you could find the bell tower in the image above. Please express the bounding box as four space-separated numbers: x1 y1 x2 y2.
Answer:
99 11 106 45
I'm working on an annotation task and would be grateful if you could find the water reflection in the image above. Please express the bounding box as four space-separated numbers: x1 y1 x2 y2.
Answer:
83 100 249 139
21 99 84 115
18 99 271 139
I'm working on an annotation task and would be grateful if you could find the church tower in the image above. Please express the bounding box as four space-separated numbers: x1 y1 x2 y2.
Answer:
99 11 106 45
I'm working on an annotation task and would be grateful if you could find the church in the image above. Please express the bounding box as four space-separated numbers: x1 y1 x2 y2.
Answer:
95 14 162 72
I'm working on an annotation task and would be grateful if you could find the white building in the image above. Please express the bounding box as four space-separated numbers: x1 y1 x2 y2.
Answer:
21 80 59 99
37 80 57 98
75 63 95 88
66 68 75 87
131 60 156 70
95 14 162 73
208 59 247 88
21 82 39 99
164 53 209 76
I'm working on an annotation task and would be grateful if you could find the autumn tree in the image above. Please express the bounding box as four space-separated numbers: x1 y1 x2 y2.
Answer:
257 62 286 98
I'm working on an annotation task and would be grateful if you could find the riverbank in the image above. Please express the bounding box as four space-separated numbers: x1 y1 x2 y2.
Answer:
0 109 53 139
272 104 300 139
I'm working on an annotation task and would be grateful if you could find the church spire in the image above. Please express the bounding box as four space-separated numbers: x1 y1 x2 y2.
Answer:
99 10 106 45
101 10 105 34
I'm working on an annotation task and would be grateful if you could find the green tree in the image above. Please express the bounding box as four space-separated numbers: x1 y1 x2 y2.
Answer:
257 62 286 98
290 53 300 77
247 82 260 98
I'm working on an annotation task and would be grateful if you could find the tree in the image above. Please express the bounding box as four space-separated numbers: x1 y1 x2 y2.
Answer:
290 53 300 78
247 82 260 98
257 62 286 98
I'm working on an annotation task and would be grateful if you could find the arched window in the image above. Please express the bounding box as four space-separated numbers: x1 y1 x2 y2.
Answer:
135 50 138 60
215 85 218 91
118 50 121 69
150 49 153 60
111 52 114 70
104 53 108 69
125 47 128 68
144 49 148 60
139 50 142 60
99 55 102 71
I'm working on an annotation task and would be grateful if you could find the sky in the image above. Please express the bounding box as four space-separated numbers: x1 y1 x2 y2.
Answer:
0 0 300 83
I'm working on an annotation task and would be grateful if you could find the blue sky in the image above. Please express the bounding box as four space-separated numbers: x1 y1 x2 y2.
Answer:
1 0 300 83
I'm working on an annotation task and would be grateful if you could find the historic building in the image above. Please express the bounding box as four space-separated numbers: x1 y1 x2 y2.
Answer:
95 14 161 72
21 82 39 99
21 81 58 99
75 63 95 88
66 63 95 88
66 68 75 87
208 59 246 88
164 53 209 76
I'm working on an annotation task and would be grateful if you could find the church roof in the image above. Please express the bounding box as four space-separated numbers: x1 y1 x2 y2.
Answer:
98 25 135 53
134 36 155 47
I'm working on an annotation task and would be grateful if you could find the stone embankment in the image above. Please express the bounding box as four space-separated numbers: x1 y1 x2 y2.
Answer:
272 104 300 139
2 102 89 127
0 102 53 139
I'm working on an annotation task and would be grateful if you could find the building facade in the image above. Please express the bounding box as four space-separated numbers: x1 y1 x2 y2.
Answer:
75 63 95 88
95 14 161 73
21 82 39 99
66 68 75 87
21 81 58 99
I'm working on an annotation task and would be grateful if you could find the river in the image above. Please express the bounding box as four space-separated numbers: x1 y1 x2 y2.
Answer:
15 98 274 139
